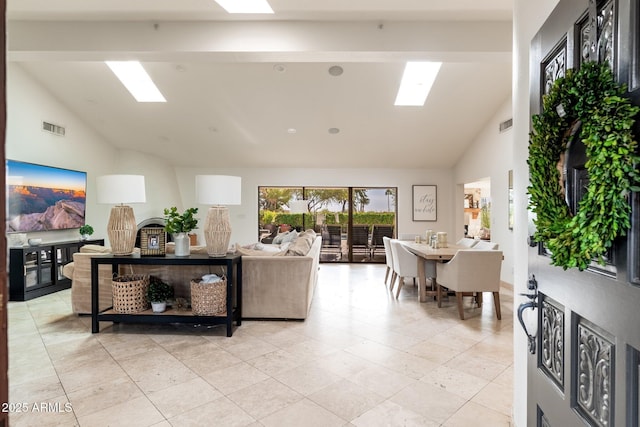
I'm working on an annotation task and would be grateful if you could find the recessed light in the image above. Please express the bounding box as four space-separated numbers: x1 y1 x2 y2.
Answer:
328 65 343 76
287 128 297 134
214 0 274 14
394 62 442 106
328 128 340 134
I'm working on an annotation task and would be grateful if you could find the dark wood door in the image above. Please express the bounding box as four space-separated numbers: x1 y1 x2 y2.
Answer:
528 0 640 425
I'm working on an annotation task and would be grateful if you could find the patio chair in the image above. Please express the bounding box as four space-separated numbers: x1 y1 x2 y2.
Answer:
370 224 395 258
322 224 343 259
351 224 370 258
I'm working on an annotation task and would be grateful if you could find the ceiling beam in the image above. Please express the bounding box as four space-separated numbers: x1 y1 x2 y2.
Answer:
8 20 511 63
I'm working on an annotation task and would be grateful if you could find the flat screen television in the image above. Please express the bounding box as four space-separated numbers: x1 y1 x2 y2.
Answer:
6 160 87 233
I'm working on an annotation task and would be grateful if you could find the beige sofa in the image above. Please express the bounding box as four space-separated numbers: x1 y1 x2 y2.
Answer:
62 245 125 314
64 232 321 319
240 234 321 319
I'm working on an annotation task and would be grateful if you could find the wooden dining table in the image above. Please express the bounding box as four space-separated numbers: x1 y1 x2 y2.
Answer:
399 242 467 302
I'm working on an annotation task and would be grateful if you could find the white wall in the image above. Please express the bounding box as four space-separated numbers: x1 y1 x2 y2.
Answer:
454 99 514 284
513 1 560 426
8 64 456 249
174 167 455 246
7 64 184 246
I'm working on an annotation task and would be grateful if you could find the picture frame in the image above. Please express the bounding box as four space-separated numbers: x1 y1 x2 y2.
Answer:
412 185 437 221
140 227 166 256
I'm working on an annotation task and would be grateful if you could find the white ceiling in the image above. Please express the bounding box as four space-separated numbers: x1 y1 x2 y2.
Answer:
7 0 513 169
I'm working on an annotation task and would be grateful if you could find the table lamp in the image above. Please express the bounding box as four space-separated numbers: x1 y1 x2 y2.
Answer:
196 175 242 257
289 200 309 230
97 175 146 255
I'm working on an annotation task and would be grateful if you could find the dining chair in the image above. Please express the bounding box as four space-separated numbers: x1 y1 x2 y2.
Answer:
382 236 394 286
456 237 479 248
473 240 499 250
398 233 420 241
390 239 420 298
435 249 503 320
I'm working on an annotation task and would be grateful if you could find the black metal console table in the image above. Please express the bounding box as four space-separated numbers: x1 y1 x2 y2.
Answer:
91 253 241 336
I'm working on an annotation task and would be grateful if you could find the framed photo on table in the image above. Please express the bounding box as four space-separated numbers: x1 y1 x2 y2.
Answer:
140 227 166 256
412 185 437 221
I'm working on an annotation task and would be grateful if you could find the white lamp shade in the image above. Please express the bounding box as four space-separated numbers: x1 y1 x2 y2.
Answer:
96 175 146 204
196 175 241 205
289 200 309 214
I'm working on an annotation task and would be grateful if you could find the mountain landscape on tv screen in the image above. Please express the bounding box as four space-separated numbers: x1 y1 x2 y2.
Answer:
6 185 86 232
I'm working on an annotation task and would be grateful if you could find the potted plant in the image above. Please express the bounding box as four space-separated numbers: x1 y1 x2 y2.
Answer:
79 224 94 241
147 276 174 313
164 207 199 256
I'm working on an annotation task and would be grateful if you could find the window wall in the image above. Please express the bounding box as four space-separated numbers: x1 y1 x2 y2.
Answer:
258 186 397 263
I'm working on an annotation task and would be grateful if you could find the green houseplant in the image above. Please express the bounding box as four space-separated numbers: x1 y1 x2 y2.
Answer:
79 224 94 241
147 276 174 313
164 207 199 256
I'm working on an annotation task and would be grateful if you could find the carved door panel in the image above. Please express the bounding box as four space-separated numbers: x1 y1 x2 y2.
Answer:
528 0 640 426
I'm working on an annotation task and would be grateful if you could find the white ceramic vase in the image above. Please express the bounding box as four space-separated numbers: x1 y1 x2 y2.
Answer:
173 232 190 256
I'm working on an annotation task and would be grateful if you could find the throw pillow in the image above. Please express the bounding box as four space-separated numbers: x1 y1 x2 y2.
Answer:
255 243 282 253
286 235 313 256
80 244 111 253
281 230 298 243
236 246 284 256
272 231 290 244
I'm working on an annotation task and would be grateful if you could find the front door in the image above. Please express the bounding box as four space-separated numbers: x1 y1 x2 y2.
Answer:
527 0 640 425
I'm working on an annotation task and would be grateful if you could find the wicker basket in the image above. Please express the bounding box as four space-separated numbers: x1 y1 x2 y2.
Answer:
112 275 150 313
190 277 227 316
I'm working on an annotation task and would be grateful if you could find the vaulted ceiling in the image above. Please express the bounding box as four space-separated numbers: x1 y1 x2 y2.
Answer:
7 0 513 169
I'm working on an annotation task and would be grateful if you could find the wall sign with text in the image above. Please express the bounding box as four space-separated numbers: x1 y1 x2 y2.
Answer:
412 185 437 221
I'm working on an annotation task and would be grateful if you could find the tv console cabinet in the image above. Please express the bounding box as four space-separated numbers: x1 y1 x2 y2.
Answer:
9 239 105 301
91 254 242 337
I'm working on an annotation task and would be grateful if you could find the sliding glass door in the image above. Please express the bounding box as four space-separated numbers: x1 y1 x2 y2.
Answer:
258 186 397 263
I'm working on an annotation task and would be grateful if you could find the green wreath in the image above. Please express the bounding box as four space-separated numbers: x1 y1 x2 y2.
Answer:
527 61 640 270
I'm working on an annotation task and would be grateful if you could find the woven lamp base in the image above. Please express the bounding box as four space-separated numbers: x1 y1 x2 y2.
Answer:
204 206 232 257
107 205 137 255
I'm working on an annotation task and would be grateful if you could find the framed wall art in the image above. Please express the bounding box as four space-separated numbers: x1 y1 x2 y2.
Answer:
140 227 166 256
412 185 437 221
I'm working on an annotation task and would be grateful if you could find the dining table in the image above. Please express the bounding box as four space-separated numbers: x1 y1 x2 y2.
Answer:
399 241 467 302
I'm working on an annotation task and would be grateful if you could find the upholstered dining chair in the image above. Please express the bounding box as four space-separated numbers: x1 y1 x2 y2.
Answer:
389 239 420 298
382 236 395 286
473 240 499 250
435 249 503 320
456 237 479 248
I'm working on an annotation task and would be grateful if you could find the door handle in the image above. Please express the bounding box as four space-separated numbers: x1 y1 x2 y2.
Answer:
517 274 538 354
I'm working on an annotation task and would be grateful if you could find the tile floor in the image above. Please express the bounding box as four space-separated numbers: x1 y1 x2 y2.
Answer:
8 263 514 426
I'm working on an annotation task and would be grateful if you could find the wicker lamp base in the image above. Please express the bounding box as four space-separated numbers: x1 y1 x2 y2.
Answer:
204 206 231 257
107 205 137 255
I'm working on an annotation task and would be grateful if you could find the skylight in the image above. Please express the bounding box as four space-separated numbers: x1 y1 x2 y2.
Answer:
214 0 274 14
394 62 442 106
105 61 166 103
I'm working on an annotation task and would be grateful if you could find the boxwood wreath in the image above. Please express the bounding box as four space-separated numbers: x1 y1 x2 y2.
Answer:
528 61 640 270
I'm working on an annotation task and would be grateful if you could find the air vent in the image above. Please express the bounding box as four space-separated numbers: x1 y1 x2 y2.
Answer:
42 121 65 136
499 118 513 133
